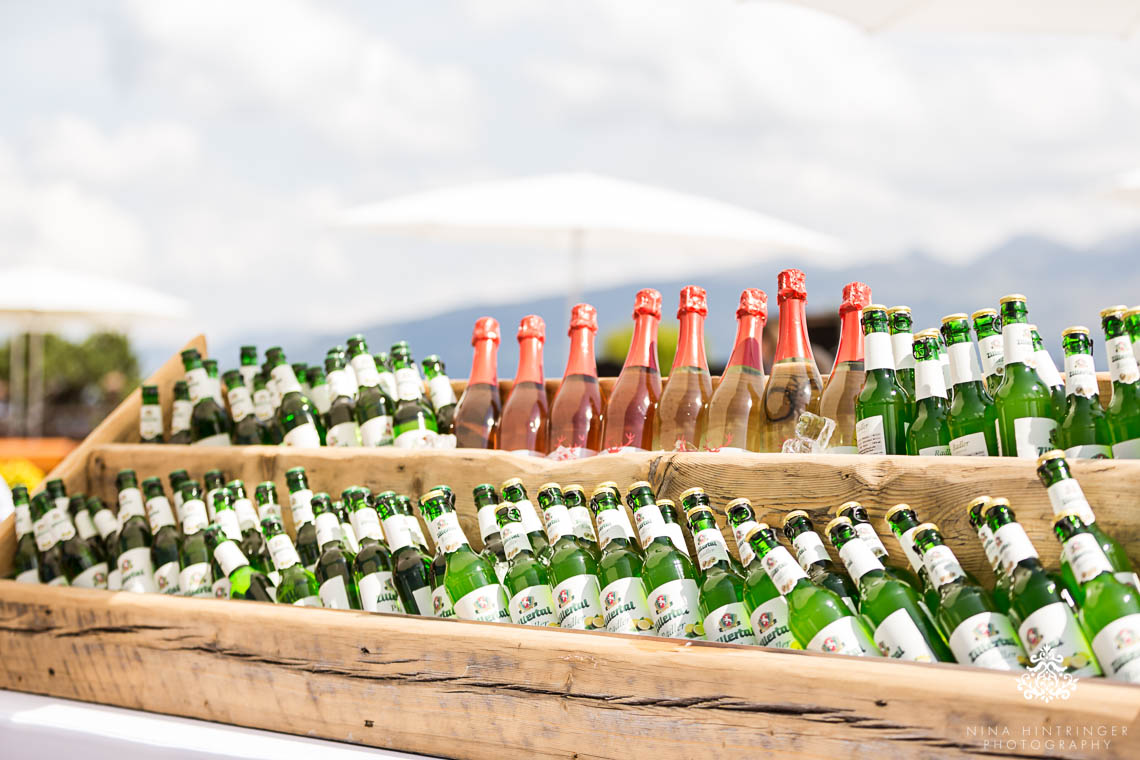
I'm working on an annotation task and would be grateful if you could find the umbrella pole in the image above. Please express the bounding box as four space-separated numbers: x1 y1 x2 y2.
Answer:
27 331 43 437
8 331 25 436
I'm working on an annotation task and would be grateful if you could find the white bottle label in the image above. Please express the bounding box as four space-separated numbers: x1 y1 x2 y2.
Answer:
118 487 146 521
1002 323 1034 366
1064 352 1099 398
326 420 361 447
233 498 258 532
47 576 70 587
807 616 879 656
140 404 163 439
394 367 423 401
508 584 558 627
1091 613 1140 683
394 428 439 449
703 602 757 646
914 359 947 401
749 595 798 649
34 507 73 551
179 562 213 597
600 576 653 635
185 367 210 404
947 611 1026 670
359 571 404 614
17 568 40 584
154 560 182 595
864 332 894 372
180 499 209 535
350 354 381 389
595 508 634 549
118 546 158 593
226 386 255 421
693 527 731 571
252 391 274 423
1063 533 1114 584
992 522 1038 576
106 569 122 591
664 524 689 557
761 545 810 595
552 574 603 630
567 505 598 543
213 541 248 577
307 383 331 416
453 584 511 623
1034 349 1064 389
731 519 761 568
428 374 456 407
826 445 858 454
1019 602 1100 677
976 524 1000 572
146 496 176 531
15 503 33 538
171 399 193 432
215 509 241 542
539 503 574 546
917 444 951 456
192 433 231 447
1010 416 1058 459
873 607 939 662
290 489 315 528
411 585 432 615
922 544 966 589
978 334 1005 379
360 415 393 447
283 422 321 448
212 577 231 599
950 431 990 456
891 331 915 371
431 585 456 618
838 536 883 584
791 531 831 571
1112 437 1140 459
270 364 302 395
314 512 341 548
476 503 499 542
632 504 669 546
855 415 887 455
852 521 889 558
428 511 469 554
1107 336 1140 385
92 508 118 539
510 499 545 535
647 578 701 639
267 533 302 571
1046 479 1097 524
1065 444 1113 459
326 369 354 401
948 341 982 386
500 520 532 561
380 515 413 552
318 574 353 609
71 562 109 590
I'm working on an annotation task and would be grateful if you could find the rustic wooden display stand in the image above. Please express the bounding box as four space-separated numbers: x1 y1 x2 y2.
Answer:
1 335 1138 759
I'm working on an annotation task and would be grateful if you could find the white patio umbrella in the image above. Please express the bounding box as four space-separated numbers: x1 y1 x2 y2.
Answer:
1110 167 1140 204
0 266 190 436
763 0 1140 35
336 172 844 311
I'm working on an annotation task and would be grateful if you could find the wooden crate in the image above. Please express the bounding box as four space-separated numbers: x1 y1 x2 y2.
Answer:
1 335 1138 760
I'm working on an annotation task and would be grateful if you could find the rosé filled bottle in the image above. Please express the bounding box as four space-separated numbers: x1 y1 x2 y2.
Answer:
497 315 549 457
702 288 768 452
654 286 713 452
600 289 663 453
761 269 824 452
548 303 604 460
818 282 871 454
452 317 502 449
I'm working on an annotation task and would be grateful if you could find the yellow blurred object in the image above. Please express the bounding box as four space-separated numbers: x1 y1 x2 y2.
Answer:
0 458 45 490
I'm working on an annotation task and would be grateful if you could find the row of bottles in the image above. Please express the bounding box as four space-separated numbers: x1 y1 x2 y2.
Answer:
17 451 1137 680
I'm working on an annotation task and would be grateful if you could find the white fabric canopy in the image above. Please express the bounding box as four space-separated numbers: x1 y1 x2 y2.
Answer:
763 0 1140 35
1111 167 1140 204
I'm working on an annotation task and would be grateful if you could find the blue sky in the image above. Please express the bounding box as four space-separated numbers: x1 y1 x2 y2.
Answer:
3 1 1140 370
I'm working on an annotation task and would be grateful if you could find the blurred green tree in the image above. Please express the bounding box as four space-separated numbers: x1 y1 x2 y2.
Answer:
601 324 693 377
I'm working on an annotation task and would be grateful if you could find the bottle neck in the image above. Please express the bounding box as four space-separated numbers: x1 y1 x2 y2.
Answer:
468 339 499 387
623 313 660 370
673 312 708 371
725 314 765 371
832 309 863 370
514 337 545 385
563 327 598 378
773 297 812 362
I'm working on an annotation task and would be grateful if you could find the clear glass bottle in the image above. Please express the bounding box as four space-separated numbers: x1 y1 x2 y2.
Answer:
548 303 604 459
655 286 712 452
703 288 768 453
453 317 502 449
762 269 823 452
498 315 549 456
818 282 870 454
600 289 662 453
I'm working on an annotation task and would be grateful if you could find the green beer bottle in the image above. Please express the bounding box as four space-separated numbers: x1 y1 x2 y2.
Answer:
906 330 951 456
683 492 757 645
393 493 430 553
1058 326 1113 459
535 484 605 630
561 484 601 557
985 500 1099 676
44 478 68 512
204 524 276 602
884 504 940 615
833 501 917 588
254 480 283 522
88 497 121 590
500 478 551 564
266 347 325 447
212 486 276 581
168 469 189 513
180 350 232 445
1100 305 1140 458
422 355 456 434
176 482 214 598
748 523 879 655
941 313 999 456
1054 512 1140 683
420 489 510 622
139 384 163 443
1029 325 1067 422
888 306 917 404
912 523 1026 670
1035 450 1136 604
965 496 1009 613
346 335 395 447
239 344 259 390
169 380 193 444
626 483 700 639
375 350 400 401
390 342 440 448
12 486 40 583
1125 306 1140 363
68 493 106 563
972 308 1005 396
116 469 158 593
251 372 283 444
936 330 953 400
333 496 360 556
589 486 654 635
993 295 1058 457
203 358 223 407
222 370 261 445
726 498 763 573
373 491 430 614
42 490 108 588
827 517 951 662
429 544 455 618
655 498 690 558
322 353 361 447
292 362 310 396
228 480 274 583
143 477 182 595
495 504 559 627
203 468 226 520
782 510 857 610
262 514 321 606
311 493 361 609
305 365 331 420
29 492 68 585
285 467 321 572
739 524 800 649
855 305 911 455
471 484 509 582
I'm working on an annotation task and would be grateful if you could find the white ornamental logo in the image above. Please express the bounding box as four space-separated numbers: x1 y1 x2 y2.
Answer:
1016 644 1078 703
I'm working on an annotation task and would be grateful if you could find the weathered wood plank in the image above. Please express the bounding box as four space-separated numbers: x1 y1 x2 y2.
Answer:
85 445 1140 584
1 583 1136 760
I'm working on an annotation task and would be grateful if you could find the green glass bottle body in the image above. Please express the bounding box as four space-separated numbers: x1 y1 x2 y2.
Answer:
68 493 106 564
116 470 158 592
993 297 1058 457
500 479 551 564
180 350 232 445
176 484 215 598
420 490 510 622
625 484 700 638
88 497 121 589
312 494 361 610
346 336 395 447
725 498 763 574
375 494 431 614
285 468 321 571
855 307 911 455
12 486 40 583
906 333 952 456
560 485 601 559
966 497 1009 613
495 505 559 627
1101 308 1140 458
204 525 276 602
222 370 262 445
834 501 917 588
782 511 857 611
470 484 509 582
169 380 194 444
390 343 440 448
888 307 917 407
322 354 361 447
740 526 799 649
1029 327 1068 422
422 355 456 435
972 308 1005 396
251 372 284 444
1058 328 1112 458
589 488 654 635
266 347 325 447
684 499 757 645
143 478 182 595
262 515 321 606
139 384 163 443
941 314 999 456
535 484 605 630
885 505 941 615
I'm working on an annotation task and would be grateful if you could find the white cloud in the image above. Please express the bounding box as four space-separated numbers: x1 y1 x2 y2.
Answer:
30 116 200 184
